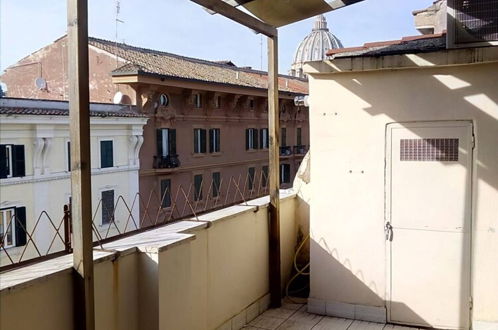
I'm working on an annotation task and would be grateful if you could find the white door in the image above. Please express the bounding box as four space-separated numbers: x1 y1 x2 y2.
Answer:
386 121 473 330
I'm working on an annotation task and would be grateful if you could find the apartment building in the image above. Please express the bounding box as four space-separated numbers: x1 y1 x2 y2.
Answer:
1 36 309 225
0 98 147 266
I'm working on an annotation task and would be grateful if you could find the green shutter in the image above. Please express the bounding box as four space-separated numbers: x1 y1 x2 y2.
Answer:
15 206 27 247
12 145 25 177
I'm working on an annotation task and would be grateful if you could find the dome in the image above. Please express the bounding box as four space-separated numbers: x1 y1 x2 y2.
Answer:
290 15 343 78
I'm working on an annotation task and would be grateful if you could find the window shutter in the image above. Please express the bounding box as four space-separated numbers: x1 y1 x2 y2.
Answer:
209 129 214 153
245 129 250 150
156 129 163 157
281 128 287 147
297 128 302 146
15 206 27 246
0 145 7 179
253 129 259 149
216 129 220 152
200 129 207 153
169 129 177 155
67 142 71 171
100 141 113 168
13 145 25 177
259 130 264 149
194 129 199 153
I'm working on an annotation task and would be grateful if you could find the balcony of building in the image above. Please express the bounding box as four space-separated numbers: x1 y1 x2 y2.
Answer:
153 154 181 169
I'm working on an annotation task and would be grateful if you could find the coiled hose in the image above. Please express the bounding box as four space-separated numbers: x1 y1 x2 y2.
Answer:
285 234 310 303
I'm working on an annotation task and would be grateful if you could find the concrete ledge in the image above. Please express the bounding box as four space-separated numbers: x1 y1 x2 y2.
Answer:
308 298 386 323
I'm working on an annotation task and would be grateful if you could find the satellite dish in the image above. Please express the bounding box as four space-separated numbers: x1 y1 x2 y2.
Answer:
35 77 47 90
113 91 124 104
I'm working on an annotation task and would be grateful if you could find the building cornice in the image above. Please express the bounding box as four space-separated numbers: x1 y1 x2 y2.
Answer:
304 46 498 75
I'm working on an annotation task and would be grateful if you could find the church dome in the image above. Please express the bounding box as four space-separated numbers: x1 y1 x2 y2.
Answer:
290 15 343 78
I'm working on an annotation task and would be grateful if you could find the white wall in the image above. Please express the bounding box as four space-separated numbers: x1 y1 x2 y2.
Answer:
0 192 299 330
306 60 498 327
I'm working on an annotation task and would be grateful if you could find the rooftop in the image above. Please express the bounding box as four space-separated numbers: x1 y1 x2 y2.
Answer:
87 37 309 94
0 97 147 118
326 33 447 58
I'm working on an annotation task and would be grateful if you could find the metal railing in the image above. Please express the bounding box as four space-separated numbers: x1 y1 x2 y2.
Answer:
153 154 181 169
279 146 293 156
0 169 273 272
293 145 308 155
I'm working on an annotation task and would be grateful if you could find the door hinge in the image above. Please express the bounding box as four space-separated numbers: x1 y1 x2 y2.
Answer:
469 296 473 310
472 134 476 150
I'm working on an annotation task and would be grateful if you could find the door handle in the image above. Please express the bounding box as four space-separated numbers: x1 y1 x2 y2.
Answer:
385 221 393 241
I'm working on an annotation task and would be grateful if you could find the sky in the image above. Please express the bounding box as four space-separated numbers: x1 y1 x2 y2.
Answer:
1 0 435 75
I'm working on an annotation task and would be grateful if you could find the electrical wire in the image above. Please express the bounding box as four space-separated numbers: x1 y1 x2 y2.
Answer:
285 234 310 303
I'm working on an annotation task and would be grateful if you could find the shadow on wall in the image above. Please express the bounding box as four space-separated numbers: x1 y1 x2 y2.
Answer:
310 238 430 327
307 55 498 326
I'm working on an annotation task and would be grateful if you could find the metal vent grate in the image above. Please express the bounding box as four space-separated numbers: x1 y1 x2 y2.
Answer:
454 0 498 42
400 138 459 161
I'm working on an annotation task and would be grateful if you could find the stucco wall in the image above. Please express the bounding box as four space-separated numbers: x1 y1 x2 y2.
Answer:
307 61 498 325
0 117 145 266
0 191 299 330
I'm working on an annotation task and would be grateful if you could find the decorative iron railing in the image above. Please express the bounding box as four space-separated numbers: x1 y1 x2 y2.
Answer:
153 154 181 169
0 168 273 272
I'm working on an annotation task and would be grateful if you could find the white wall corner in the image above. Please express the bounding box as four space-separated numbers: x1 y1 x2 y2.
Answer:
473 321 498 330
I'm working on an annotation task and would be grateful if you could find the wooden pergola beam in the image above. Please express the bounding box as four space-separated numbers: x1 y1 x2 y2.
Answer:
67 0 95 329
190 0 277 37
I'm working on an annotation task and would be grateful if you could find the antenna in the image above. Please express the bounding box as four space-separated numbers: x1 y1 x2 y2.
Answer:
114 0 125 68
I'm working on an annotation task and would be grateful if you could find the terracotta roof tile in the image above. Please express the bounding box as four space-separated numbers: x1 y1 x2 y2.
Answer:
88 37 308 94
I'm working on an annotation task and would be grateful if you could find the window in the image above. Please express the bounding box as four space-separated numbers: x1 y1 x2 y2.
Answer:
193 93 202 108
156 128 177 157
245 128 259 150
280 163 291 184
0 208 15 248
262 165 269 187
215 95 221 108
0 144 25 179
100 140 114 168
0 207 26 248
194 129 207 154
209 128 221 153
248 167 255 191
260 128 269 149
212 172 221 198
281 128 287 147
160 179 172 208
159 94 169 107
249 99 255 109
101 190 114 225
194 174 203 201
297 128 302 146
66 141 71 172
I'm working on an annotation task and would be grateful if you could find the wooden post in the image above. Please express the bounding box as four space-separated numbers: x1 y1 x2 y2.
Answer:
67 0 95 329
268 34 282 308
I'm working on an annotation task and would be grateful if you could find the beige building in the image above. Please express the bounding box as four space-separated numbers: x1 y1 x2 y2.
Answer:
0 98 148 266
304 33 498 330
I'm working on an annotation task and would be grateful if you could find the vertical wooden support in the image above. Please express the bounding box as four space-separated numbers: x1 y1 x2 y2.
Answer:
67 0 95 329
268 34 282 308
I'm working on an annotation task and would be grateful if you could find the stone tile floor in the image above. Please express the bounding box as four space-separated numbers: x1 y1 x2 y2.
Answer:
243 301 421 330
